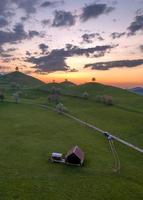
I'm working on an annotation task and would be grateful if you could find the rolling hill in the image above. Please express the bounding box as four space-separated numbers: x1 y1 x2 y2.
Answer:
0 71 44 88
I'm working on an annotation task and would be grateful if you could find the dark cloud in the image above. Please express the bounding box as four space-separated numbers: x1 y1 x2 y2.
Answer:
41 19 50 26
128 15 143 35
28 54 69 73
84 59 143 70
0 23 43 45
28 30 42 38
139 45 143 52
82 33 104 43
12 0 38 14
0 1 9 17
39 43 49 54
0 17 9 27
26 51 31 56
80 3 115 22
52 10 76 27
110 32 125 39
41 1 64 8
0 46 13 58
27 44 115 72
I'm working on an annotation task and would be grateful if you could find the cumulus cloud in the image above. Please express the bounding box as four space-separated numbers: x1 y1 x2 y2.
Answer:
41 19 50 26
52 10 76 27
41 1 64 8
0 23 43 45
27 44 115 72
110 32 125 39
39 43 49 54
81 33 104 43
0 17 9 27
84 59 143 70
128 15 143 35
12 0 39 14
80 3 115 22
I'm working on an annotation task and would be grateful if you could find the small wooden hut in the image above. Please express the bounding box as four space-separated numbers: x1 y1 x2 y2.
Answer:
65 146 84 166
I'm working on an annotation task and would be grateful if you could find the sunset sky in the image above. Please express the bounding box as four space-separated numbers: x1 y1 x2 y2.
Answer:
0 0 143 88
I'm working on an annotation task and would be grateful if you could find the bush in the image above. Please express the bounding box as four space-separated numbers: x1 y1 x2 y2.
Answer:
56 103 68 113
82 91 89 100
96 95 114 106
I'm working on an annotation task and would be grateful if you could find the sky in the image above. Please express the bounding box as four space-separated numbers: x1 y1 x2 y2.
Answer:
0 0 143 88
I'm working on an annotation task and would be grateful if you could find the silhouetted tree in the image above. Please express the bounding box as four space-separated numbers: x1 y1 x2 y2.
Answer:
15 67 19 71
92 77 96 82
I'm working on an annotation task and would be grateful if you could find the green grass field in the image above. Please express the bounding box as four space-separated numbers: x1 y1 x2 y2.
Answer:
1 72 143 199
0 101 143 200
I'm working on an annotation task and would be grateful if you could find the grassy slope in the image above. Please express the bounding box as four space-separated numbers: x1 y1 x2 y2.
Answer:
0 102 143 200
39 82 143 112
0 71 44 88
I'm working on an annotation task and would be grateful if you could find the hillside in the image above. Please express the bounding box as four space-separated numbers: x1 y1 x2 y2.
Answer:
38 82 143 112
0 71 44 88
0 100 143 200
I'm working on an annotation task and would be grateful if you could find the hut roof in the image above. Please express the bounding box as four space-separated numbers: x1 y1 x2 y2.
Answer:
66 146 84 161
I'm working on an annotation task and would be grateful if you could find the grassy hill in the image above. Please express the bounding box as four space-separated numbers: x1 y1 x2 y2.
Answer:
0 102 143 200
0 71 44 89
38 82 143 112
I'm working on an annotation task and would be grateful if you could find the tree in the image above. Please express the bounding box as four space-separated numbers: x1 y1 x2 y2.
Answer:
82 91 89 100
13 92 20 103
56 103 68 114
15 67 19 71
92 77 96 82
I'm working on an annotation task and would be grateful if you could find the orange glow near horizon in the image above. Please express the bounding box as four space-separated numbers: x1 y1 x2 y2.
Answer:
32 64 143 88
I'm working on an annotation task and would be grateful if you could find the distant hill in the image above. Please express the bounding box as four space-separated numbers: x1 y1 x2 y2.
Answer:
39 81 76 93
129 87 143 96
59 80 76 87
0 71 44 88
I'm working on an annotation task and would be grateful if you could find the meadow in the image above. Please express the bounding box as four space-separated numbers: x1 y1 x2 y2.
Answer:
0 72 143 199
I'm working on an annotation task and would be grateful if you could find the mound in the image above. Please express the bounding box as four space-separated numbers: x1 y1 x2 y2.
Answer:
0 71 44 88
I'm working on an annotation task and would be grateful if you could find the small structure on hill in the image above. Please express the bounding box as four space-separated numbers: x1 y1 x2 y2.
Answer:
65 146 84 166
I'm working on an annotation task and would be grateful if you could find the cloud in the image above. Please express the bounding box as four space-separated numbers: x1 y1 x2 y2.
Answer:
128 15 143 35
12 0 39 15
110 32 125 39
39 43 49 54
28 30 43 38
41 1 64 8
52 10 76 27
139 45 143 52
41 19 50 26
81 33 104 43
26 51 31 56
0 23 43 45
80 3 115 22
27 54 69 73
0 17 9 27
84 59 143 70
27 44 115 72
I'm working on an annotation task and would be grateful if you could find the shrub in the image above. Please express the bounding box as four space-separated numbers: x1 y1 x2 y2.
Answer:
82 91 89 100
96 95 114 106
56 103 68 113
